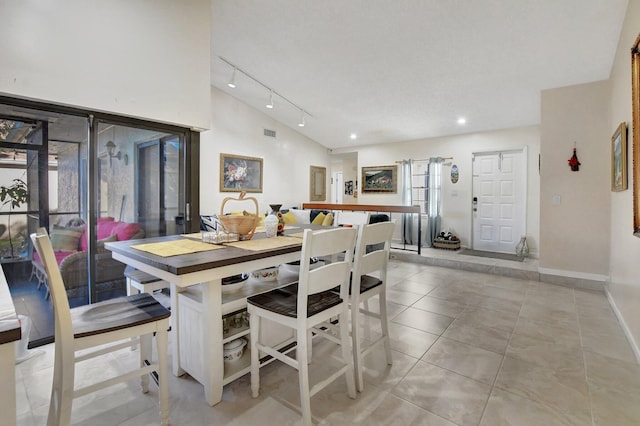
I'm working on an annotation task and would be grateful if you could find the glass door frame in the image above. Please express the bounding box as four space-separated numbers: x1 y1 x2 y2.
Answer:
0 95 200 305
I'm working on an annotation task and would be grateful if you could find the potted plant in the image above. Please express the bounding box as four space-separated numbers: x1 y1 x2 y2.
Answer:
0 178 28 259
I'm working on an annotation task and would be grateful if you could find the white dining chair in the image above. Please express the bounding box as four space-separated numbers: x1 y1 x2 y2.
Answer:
350 221 395 391
247 227 357 426
31 228 171 426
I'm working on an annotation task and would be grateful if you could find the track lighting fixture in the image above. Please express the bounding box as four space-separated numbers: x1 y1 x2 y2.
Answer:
220 57 312 128
266 90 274 109
227 67 237 88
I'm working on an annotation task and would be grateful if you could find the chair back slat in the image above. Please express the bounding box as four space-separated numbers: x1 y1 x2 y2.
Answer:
360 250 389 276
353 221 395 291
30 228 74 345
297 227 357 319
307 261 350 295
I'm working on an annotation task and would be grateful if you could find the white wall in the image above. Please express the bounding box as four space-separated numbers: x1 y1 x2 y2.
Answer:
334 126 541 254
0 0 211 130
540 81 611 278
607 0 640 354
200 87 332 216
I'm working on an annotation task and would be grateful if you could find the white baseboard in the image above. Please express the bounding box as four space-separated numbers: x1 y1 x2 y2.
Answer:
606 288 640 365
538 267 608 282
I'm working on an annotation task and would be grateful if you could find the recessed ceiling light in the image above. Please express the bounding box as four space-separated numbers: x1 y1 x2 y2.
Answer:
457 117 466 125
350 133 357 140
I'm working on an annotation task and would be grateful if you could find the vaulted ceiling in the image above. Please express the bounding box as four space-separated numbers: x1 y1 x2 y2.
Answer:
211 0 628 149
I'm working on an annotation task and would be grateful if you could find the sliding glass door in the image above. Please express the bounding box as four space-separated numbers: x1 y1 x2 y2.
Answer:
0 97 198 346
91 120 187 302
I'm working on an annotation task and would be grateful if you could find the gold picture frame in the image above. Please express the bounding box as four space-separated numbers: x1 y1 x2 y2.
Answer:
611 122 628 192
219 153 263 193
631 34 640 236
309 166 326 201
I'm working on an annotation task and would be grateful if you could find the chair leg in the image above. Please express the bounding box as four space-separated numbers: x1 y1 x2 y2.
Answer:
339 306 356 399
156 326 170 426
296 327 313 426
128 279 141 351
379 291 393 365
47 345 74 426
139 333 152 393
351 300 365 392
249 310 260 398
126 278 142 296
307 329 313 364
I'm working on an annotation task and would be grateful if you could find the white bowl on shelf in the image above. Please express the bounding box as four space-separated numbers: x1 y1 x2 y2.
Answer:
282 257 322 274
223 338 247 363
221 273 249 294
251 266 279 282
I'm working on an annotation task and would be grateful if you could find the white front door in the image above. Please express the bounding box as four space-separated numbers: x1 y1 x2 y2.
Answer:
472 149 526 253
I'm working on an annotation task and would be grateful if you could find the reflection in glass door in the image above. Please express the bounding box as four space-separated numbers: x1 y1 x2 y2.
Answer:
1 100 194 347
95 120 184 245
136 136 183 238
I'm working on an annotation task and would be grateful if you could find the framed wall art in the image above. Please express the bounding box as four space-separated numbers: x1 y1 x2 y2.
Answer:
611 122 628 192
309 166 326 201
220 153 263 193
361 165 397 193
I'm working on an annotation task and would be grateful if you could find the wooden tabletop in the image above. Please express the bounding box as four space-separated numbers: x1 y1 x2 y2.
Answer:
105 226 322 276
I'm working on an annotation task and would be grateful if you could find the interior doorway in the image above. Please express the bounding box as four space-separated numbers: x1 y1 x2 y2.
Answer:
333 171 343 204
472 148 526 253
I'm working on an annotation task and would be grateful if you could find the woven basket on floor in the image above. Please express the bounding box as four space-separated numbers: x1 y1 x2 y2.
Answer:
433 238 461 250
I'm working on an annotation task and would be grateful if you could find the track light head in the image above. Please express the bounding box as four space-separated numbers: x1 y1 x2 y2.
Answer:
298 110 305 127
266 90 274 109
227 68 237 88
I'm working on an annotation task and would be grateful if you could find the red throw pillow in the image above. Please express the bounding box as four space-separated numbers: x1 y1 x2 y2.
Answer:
80 219 118 251
112 222 142 241
97 220 120 241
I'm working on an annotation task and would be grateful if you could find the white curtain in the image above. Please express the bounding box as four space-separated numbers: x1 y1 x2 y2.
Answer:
401 160 414 244
426 157 443 246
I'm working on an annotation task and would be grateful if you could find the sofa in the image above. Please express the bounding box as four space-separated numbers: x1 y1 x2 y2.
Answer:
31 217 145 301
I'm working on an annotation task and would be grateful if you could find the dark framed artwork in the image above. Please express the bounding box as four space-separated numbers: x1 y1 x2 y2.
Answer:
220 153 263 193
344 180 353 195
361 165 397 193
611 122 628 192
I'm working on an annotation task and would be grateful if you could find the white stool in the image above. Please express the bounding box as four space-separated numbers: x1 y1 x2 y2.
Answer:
125 268 170 296
125 268 171 350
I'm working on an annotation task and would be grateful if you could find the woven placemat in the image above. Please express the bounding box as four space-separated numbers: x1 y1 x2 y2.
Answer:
254 225 301 234
224 236 302 251
131 239 224 257
181 232 204 240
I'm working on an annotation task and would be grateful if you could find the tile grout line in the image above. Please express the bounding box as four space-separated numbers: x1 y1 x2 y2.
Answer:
574 290 598 426
474 280 530 426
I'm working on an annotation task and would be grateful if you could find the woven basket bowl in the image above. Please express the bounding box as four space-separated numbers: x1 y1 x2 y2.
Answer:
218 215 259 240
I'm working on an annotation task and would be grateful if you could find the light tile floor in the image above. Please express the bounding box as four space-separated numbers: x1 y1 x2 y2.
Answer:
14 255 640 425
